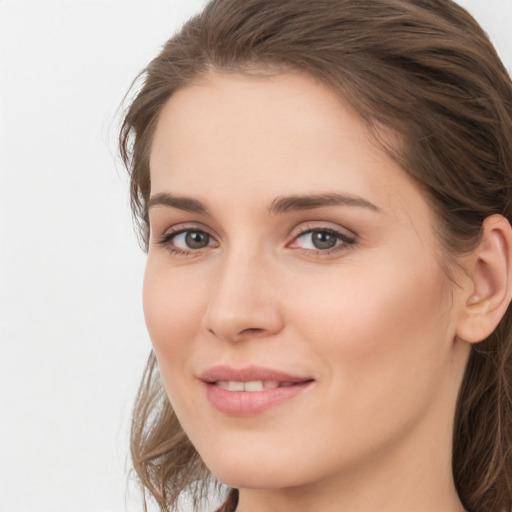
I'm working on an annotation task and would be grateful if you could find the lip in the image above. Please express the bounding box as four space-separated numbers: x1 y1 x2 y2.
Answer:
199 365 315 417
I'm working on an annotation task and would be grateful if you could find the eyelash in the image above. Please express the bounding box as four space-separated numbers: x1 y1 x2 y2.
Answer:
157 227 216 256
156 225 356 257
289 226 356 255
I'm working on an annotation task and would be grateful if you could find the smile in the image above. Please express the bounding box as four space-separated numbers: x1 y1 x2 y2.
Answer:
200 366 314 416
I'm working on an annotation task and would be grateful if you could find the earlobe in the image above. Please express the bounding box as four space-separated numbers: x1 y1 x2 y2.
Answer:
456 214 512 344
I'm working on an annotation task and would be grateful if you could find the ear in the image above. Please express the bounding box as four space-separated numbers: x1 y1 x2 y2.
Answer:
456 214 512 343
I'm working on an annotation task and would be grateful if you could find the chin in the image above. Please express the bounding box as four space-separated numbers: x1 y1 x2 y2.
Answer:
211 464 302 490
198 442 308 490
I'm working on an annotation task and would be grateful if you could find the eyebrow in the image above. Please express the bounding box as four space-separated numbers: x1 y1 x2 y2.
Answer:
148 193 210 215
268 193 381 214
147 191 381 216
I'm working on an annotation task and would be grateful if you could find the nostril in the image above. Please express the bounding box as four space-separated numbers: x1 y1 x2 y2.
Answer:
239 327 266 337
207 326 264 340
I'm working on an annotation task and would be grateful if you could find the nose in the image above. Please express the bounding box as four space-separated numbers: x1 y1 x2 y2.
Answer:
202 251 285 343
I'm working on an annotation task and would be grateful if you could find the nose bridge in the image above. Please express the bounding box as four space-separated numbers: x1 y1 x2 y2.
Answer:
203 244 283 341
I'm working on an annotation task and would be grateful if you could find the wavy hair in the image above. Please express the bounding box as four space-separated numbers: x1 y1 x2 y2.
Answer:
119 1 512 510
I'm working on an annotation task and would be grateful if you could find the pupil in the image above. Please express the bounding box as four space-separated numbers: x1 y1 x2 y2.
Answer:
312 231 337 250
185 231 209 249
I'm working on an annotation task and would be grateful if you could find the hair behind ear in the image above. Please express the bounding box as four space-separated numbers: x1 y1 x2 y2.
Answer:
452 216 512 512
453 313 512 512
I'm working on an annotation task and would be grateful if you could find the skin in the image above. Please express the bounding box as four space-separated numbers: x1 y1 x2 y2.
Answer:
145 71 473 512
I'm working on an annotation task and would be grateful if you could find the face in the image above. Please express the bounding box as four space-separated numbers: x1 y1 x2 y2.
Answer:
145 72 467 492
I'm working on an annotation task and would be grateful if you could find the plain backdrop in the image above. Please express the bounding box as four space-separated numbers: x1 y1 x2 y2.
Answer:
0 1 511 511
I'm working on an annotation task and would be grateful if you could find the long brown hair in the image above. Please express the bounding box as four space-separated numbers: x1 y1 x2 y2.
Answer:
119 1 512 510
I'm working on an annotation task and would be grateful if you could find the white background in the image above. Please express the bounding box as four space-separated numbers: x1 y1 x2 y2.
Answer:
0 1 511 511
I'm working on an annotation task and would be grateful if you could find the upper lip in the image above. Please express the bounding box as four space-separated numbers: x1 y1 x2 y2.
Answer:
199 365 313 383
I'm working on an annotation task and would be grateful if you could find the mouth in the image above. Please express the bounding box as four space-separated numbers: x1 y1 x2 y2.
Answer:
199 365 315 416
213 380 301 392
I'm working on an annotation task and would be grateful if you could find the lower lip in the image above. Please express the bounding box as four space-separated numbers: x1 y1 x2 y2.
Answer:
204 381 313 416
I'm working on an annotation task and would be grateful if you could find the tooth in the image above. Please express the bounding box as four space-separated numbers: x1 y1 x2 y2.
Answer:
244 381 264 392
217 380 288 392
228 381 245 391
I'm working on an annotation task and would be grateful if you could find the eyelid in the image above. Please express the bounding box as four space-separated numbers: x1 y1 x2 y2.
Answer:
288 221 356 241
155 222 215 241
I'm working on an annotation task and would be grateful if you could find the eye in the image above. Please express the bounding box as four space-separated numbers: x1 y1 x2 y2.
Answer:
158 228 216 254
174 230 211 249
289 227 355 253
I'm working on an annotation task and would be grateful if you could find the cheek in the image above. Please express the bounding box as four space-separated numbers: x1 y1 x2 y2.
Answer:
288 255 454 413
142 260 207 381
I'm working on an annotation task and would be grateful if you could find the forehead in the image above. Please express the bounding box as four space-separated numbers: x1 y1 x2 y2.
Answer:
149 71 431 226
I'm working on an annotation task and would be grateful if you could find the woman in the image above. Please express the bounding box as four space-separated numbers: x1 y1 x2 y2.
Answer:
119 1 512 511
